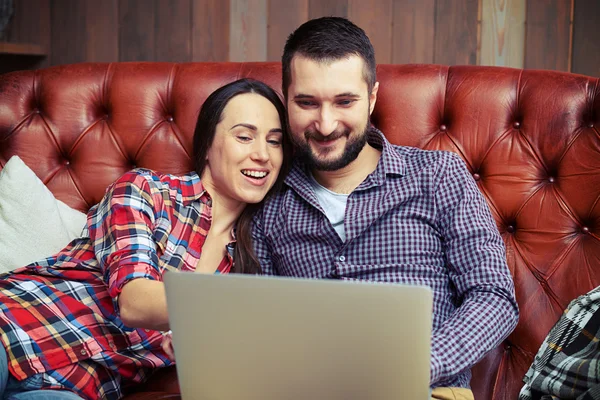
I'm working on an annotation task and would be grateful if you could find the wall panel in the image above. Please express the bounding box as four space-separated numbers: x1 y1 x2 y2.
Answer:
119 0 156 61
480 0 525 68
348 0 393 64
392 0 435 64
434 0 479 66
230 0 268 62
191 0 230 62
524 0 572 72
156 0 191 62
267 0 308 61
308 0 348 19
572 0 600 77
3 0 599 77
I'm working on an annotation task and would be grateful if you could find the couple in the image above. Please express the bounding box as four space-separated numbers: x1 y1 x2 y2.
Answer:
0 17 518 400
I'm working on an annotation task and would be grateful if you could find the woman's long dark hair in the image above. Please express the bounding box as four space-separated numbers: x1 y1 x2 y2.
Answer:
192 78 291 274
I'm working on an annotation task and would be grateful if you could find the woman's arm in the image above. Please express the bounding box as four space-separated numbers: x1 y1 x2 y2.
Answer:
119 279 169 331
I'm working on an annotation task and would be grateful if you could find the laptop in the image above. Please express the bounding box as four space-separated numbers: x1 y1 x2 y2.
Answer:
164 272 432 400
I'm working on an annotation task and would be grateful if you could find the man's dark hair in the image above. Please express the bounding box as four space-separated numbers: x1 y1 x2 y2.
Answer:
282 17 376 98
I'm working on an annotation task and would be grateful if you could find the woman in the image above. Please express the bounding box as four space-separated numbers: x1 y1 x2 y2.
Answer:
0 78 291 400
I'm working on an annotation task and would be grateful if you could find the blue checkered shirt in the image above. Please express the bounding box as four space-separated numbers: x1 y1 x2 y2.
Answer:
252 128 519 388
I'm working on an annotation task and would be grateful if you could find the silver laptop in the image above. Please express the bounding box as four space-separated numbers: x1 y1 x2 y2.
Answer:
164 272 432 400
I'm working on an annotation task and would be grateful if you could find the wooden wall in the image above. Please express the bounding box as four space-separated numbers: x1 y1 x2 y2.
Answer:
1 0 599 77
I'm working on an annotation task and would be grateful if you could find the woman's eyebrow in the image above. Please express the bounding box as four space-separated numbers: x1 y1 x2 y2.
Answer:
230 123 257 131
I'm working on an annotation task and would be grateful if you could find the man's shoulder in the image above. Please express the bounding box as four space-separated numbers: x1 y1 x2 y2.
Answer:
388 144 465 174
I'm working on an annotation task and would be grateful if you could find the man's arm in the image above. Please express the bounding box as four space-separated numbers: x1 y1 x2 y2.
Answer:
430 154 519 386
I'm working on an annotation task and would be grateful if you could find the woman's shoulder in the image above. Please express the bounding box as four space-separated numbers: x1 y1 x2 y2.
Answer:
111 168 203 197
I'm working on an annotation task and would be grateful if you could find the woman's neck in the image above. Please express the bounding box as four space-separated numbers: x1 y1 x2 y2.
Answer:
201 181 245 236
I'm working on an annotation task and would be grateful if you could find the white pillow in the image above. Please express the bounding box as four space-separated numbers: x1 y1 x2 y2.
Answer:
0 156 87 273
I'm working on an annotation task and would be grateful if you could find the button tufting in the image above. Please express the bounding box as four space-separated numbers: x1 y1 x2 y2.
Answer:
473 173 481 181
167 116 174 122
64 160 70 166
583 226 590 234
505 344 511 351
507 225 515 233
513 122 520 129
548 177 555 183
589 123 595 128
34 109 40 114
439 124 447 131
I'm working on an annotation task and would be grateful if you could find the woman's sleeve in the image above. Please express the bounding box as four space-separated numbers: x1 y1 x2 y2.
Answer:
88 170 163 302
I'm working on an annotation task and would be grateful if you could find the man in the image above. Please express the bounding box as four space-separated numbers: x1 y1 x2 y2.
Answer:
252 16 519 398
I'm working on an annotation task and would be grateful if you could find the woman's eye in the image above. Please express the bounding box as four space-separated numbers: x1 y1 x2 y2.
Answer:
267 139 282 146
237 136 252 142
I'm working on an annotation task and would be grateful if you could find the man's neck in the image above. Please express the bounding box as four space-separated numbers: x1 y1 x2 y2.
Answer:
312 143 381 194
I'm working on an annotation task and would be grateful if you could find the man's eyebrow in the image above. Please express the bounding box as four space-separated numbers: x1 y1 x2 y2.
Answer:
293 93 361 99
335 92 360 98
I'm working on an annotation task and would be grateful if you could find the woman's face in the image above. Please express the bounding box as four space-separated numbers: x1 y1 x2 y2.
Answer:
202 92 284 206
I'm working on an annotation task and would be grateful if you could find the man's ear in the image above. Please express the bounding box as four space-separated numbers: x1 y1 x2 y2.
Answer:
369 81 379 115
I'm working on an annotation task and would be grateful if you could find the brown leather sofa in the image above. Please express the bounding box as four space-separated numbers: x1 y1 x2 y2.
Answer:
1 62 599 400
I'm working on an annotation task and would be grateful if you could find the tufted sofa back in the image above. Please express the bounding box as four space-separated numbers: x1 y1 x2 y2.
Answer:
1 62 599 399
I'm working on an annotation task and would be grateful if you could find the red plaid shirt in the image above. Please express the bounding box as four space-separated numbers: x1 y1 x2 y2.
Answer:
0 169 233 399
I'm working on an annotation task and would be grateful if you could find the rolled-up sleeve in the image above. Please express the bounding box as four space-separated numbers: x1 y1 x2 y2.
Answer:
88 170 163 303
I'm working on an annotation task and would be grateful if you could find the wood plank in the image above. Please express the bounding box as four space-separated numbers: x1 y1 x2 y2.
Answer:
308 0 348 18
524 0 571 71
571 0 600 77
50 0 87 65
267 0 308 61
480 0 525 68
434 0 479 65
348 0 393 63
156 0 191 62
191 0 230 61
392 0 435 64
85 0 119 62
119 0 156 61
229 0 268 62
0 42 46 55
5 0 51 68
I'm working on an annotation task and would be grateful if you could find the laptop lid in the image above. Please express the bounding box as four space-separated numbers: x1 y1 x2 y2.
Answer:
164 272 432 400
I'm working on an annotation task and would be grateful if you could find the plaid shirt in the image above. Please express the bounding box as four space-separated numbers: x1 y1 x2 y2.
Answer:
0 169 233 400
519 286 600 400
253 128 519 388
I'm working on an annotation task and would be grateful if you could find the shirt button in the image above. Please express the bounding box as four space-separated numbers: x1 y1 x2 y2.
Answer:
338 256 346 262
80 349 87 355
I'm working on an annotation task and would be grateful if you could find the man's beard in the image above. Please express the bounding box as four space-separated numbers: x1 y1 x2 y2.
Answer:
293 120 370 172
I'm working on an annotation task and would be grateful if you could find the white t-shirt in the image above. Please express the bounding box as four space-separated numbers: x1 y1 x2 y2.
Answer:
308 173 349 242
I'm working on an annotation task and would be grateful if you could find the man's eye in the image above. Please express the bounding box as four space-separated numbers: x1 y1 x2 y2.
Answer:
338 99 355 106
296 100 316 107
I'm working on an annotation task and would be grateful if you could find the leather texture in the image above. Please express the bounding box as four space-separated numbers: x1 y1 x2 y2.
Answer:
0 62 599 400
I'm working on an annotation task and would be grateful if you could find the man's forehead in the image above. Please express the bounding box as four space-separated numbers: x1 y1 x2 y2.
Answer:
288 54 369 94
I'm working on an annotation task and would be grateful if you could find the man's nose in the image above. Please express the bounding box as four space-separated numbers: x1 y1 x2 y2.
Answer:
315 106 338 136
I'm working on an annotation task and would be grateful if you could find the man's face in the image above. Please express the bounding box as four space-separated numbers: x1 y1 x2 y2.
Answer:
286 55 378 171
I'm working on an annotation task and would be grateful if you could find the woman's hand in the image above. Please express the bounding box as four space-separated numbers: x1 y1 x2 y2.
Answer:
162 330 175 361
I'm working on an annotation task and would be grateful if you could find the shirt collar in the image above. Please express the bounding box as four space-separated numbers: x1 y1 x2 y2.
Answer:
185 171 211 206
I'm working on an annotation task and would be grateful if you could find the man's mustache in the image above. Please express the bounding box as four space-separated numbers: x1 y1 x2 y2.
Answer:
303 128 351 142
